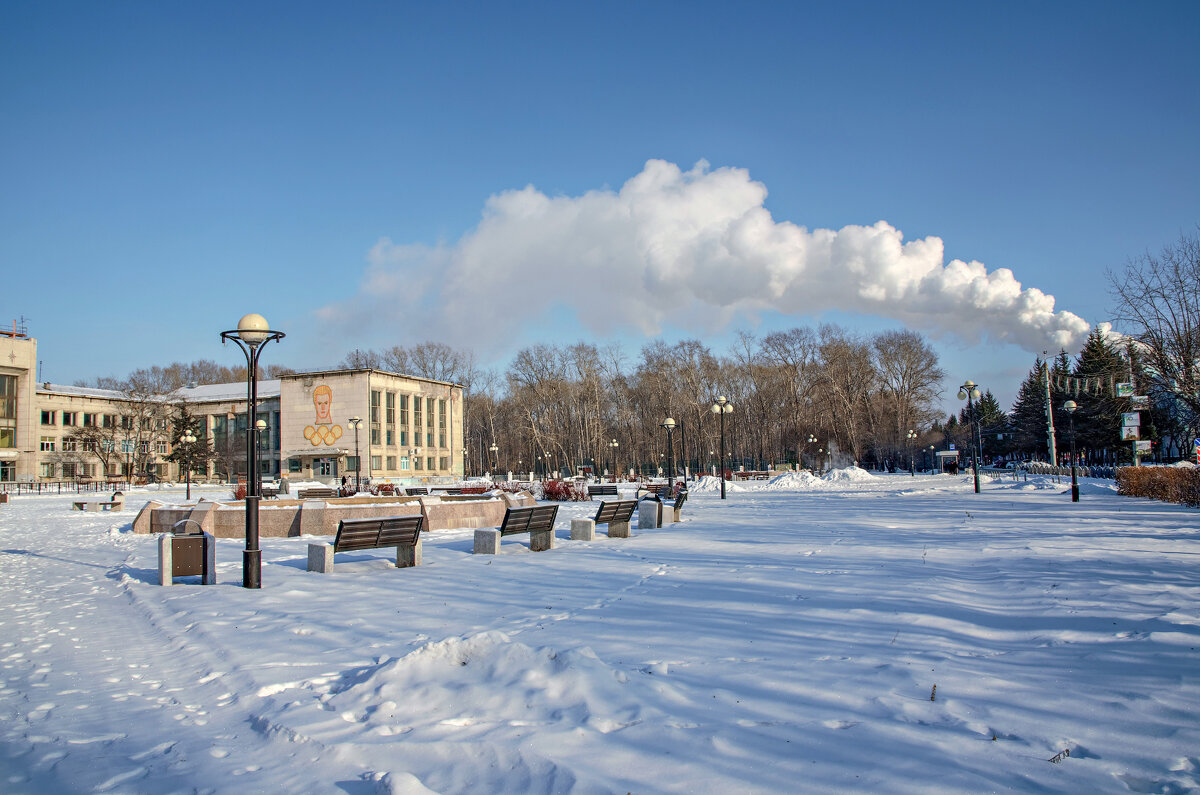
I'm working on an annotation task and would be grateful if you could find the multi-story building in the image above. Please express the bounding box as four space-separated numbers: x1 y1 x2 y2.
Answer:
0 328 464 485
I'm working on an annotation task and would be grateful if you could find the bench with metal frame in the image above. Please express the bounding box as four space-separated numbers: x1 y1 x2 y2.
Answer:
473 504 559 554
72 491 126 512
308 514 425 573
586 484 618 498
665 489 688 523
298 487 337 499
404 486 429 496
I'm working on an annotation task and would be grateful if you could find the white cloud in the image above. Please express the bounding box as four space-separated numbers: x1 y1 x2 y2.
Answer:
318 159 1090 354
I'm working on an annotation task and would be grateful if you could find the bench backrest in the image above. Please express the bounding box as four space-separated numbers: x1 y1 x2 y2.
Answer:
498 504 559 537
405 487 429 496
671 490 688 509
299 488 336 498
333 515 424 552
641 484 666 495
594 499 636 524
587 485 618 496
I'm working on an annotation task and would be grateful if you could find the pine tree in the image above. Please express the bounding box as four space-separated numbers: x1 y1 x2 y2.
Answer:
1010 357 1050 460
1070 328 1126 461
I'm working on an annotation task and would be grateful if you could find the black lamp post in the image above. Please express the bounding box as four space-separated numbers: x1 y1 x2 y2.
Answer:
928 444 935 474
220 313 284 589
181 429 197 501
906 429 917 476
608 438 619 482
489 442 498 475
347 417 362 492
957 380 982 494
255 418 267 496
710 396 733 499
1064 400 1080 502
661 417 677 494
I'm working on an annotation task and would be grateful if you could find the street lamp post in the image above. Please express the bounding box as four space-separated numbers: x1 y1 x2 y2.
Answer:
220 313 284 589
608 439 619 481
347 417 362 492
710 396 734 499
906 429 917 476
928 444 935 474
181 429 197 501
661 418 677 494
255 418 268 496
1064 400 1080 502
489 443 499 475
957 380 983 494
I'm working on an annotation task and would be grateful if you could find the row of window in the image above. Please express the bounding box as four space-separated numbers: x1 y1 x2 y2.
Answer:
369 391 449 449
312 454 452 473
40 410 167 430
39 436 169 455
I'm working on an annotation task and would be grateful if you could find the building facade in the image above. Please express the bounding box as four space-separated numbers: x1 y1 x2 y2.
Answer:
0 331 464 485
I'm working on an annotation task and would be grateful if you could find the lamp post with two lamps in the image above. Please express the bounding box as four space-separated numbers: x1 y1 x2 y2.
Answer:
956 380 983 494
347 417 363 492
660 418 677 494
489 443 499 475
1063 400 1080 502
180 429 197 501
220 313 284 589
710 396 733 499
906 429 917 476
608 439 619 481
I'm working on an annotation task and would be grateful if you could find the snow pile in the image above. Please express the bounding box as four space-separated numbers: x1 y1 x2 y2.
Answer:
690 475 745 492
821 466 875 482
764 471 822 490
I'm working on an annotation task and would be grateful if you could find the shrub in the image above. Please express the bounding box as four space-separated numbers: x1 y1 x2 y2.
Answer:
1116 466 1200 507
232 484 247 500
542 479 588 502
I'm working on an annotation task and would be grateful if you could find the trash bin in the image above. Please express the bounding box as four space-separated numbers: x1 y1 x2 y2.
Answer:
159 519 216 586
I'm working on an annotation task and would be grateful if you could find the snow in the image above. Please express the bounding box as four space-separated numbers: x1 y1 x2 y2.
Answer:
2 472 1198 793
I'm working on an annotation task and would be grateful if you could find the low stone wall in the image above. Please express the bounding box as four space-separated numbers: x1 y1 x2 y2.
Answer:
133 491 537 538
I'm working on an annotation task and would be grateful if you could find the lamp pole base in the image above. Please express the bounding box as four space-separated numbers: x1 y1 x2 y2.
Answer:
243 549 261 589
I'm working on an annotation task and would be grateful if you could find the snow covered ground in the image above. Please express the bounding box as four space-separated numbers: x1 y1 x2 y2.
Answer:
1 470 1197 794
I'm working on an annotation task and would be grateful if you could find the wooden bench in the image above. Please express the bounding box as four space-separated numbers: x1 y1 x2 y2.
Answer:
571 499 637 540
298 487 337 499
474 504 559 554
308 515 425 573
261 485 279 499
404 486 429 496
72 492 126 512
587 484 618 498
637 483 667 500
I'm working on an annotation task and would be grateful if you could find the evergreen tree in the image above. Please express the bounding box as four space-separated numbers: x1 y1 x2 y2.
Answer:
1070 328 1125 461
1010 357 1050 460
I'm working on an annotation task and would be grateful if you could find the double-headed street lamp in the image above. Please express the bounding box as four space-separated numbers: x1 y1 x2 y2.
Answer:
1063 400 1080 502
180 429 197 501
347 417 363 492
220 313 284 589
608 438 619 481
489 443 499 474
660 418 677 494
906 429 917 476
710 396 734 499
928 444 935 474
957 380 983 494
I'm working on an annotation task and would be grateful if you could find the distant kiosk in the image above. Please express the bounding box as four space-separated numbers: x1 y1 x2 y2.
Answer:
935 450 960 474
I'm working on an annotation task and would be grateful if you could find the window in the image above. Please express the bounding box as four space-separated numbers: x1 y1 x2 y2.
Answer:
399 394 409 428
386 391 395 424
288 458 301 473
62 437 77 452
62 412 76 426
101 440 115 453
138 441 150 455
102 414 115 429
370 390 382 445
41 410 56 425
61 462 77 479
386 428 394 445
413 397 421 437
40 436 56 452
386 455 396 470
40 462 56 478
346 455 359 472
399 456 409 471
426 456 435 472
83 439 97 453
156 441 168 455
83 413 96 427
371 455 382 470
0 375 16 450
120 440 134 454
438 399 446 448
414 456 423 471
120 416 132 430
426 397 435 446
439 456 449 471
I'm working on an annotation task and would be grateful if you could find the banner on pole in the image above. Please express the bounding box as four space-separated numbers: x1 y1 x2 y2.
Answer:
1122 412 1140 427
1121 426 1140 440
1116 382 1134 398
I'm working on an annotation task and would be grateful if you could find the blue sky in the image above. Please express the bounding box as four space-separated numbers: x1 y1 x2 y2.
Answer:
3 1 1198 409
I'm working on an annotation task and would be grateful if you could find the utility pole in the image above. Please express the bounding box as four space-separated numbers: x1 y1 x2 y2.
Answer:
1043 355 1057 464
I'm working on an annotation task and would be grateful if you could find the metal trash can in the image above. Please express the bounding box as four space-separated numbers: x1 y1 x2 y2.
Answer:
159 519 216 586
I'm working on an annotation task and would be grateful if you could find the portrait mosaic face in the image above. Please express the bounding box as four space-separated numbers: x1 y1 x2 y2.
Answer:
312 385 333 423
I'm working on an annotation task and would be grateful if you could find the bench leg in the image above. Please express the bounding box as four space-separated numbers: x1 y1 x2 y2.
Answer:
570 518 595 541
308 543 334 573
158 533 173 586
396 538 422 568
530 528 554 552
87 502 101 512
671 508 682 523
607 519 631 538
473 528 501 554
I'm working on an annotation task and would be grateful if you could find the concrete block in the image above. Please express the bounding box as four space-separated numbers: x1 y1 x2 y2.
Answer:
396 539 422 568
530 528 555 552
570 518 596 541
202 531 217 585
158 533 172 586
474 528 501 554
638 501 661 530
308 543 334 573
607 519 632 538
